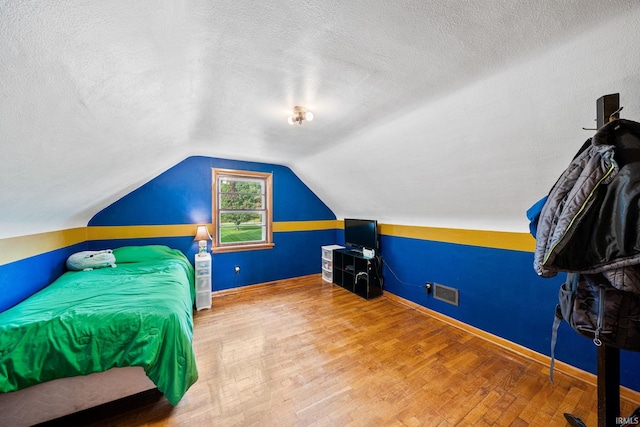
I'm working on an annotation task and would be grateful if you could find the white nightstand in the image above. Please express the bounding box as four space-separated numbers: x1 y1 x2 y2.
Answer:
194 252 212 310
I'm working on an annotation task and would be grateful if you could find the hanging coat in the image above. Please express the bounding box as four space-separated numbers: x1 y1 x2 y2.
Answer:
534 119 640 294
534 119 640 359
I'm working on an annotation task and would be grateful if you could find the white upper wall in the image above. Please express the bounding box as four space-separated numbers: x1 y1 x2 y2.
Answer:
296 6 640 232
1 1 639 238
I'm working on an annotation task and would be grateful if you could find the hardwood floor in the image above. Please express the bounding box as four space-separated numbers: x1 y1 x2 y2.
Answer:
92 275 637 426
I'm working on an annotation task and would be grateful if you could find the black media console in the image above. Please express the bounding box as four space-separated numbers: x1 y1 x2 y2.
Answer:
332 248 382 300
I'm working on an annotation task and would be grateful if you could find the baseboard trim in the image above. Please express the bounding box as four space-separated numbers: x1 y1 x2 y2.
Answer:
383 291 640 405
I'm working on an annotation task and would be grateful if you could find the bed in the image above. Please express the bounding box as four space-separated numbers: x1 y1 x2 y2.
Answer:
0 245 199 426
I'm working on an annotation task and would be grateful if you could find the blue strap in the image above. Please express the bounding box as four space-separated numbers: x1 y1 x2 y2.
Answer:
550 306 562 383
550 273 579 383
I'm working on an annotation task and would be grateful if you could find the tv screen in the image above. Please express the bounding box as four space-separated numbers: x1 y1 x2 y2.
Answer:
344 218 378 250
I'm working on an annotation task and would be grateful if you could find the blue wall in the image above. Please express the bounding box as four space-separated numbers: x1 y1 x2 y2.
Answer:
0 243 86 312
88 156 337 290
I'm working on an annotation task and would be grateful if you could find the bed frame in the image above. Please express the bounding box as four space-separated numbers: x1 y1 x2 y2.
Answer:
0 367 160 426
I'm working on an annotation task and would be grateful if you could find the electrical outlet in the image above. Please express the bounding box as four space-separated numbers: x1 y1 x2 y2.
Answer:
234 265 240 274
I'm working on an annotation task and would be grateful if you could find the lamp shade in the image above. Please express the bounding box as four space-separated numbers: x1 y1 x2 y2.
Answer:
194 225 212 241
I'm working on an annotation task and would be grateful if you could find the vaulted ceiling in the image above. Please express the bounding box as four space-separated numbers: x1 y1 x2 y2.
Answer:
2 1 639 238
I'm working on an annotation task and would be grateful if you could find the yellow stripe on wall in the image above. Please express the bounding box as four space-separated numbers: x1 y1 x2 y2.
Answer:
87 224 199 240
378 223 536 252
88 221 340 239
0 220 536 266
0 228 86 266
272 220 339 232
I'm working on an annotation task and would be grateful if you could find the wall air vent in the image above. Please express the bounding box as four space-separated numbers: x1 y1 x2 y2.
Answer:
433 283 459 306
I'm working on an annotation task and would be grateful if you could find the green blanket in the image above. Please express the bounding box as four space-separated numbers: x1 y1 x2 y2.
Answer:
0 245 198 405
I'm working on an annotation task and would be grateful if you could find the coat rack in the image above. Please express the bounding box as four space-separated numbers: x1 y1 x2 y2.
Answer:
564 93 621 427
595 93 621 427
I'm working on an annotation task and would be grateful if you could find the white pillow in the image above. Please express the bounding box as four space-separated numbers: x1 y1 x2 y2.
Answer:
66 250 117 271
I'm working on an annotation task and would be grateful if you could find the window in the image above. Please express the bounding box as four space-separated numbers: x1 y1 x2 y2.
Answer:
211 169 273 252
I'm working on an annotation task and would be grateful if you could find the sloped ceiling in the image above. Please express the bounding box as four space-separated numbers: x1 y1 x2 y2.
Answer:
1 1 639 238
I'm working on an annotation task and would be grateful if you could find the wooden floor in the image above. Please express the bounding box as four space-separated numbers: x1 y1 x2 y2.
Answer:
92 275 637 426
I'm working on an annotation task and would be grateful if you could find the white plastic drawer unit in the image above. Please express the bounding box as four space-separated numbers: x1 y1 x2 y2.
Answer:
194 252 212 310
321 245 344 283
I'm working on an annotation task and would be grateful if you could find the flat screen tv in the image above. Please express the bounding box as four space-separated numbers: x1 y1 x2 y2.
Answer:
344 218 378 250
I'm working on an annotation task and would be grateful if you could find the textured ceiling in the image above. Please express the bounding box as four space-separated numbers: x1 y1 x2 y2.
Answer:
1 0 639 238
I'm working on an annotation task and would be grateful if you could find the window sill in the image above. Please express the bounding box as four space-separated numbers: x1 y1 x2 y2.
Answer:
211 243 275 254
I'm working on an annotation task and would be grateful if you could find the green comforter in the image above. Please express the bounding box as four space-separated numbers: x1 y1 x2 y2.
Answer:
0 245 198 405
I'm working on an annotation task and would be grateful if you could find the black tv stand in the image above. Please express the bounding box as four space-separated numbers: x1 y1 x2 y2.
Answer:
332 248 382 300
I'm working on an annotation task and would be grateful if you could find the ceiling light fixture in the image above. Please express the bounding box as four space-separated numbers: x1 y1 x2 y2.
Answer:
287 106 314 125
